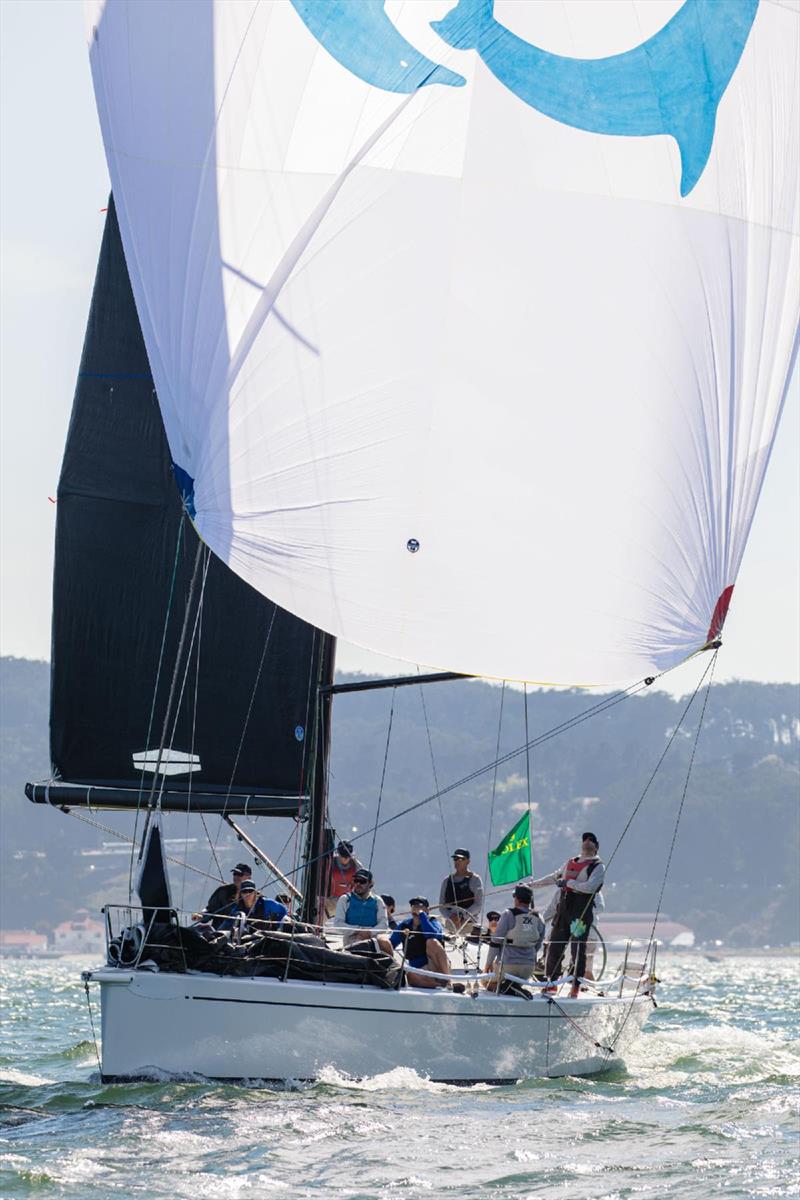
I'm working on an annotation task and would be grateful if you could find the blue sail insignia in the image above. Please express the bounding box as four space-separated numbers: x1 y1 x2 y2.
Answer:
431 0 759 196
172 463 196 520
290 0 465 92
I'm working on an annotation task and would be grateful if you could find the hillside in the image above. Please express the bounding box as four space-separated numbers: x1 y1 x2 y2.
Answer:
1 656 797 945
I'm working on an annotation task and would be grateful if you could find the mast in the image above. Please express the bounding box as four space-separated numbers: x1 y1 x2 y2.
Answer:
301 633 337 927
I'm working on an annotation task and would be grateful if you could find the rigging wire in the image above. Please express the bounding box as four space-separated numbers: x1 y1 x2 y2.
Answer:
604 649 720 1058
155 547 212 814
417 668 449 866
202 599 279 881
523 683 534 879
549 652 717 995
277 667 662 886
368 686 397 870
128 510 186 899
63 806 221 884
479 682 506 931
138 536 205 854
180 576 206 911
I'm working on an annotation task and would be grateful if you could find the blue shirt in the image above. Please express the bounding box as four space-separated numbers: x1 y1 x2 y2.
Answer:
222 896 287 928
389 911 444 949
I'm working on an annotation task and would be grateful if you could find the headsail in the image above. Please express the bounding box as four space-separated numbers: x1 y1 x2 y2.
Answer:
85 0 799 684
32 199 330 816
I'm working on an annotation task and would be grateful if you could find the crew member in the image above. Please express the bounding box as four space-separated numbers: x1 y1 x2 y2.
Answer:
439 848 484 932
333 868 393 955
532 832 604 997
381 895 398 929
390 897 451 989
203 863 251 927
485 885 544 991
224 880 288 933
325 841 362 919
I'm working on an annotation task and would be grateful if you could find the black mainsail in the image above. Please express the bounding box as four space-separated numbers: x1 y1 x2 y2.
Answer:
25 199 333 822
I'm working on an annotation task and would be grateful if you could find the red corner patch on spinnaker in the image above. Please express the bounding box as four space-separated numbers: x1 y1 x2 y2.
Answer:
707 585 734 641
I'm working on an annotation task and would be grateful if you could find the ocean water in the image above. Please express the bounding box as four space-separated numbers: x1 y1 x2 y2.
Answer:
0 953 797 1199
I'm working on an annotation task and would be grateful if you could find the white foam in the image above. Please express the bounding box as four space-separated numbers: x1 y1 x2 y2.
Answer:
0 1068 54 1086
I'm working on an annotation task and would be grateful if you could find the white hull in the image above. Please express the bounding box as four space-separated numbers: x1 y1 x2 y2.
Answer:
88 967 652 1083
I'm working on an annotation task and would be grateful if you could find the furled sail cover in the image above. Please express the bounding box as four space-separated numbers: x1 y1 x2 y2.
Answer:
85 0 799 684
49 199 326 806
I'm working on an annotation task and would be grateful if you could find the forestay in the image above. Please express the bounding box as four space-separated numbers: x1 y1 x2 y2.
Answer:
85 0 799 684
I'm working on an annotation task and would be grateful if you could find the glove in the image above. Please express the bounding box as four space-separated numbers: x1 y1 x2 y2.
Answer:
556 880 567 889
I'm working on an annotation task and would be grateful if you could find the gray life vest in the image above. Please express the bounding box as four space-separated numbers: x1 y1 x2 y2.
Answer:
505 907 541 949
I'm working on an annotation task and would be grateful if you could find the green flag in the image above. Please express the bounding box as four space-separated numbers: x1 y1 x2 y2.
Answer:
488 811 532 886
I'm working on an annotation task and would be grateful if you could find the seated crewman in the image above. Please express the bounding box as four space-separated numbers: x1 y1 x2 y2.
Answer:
223 880 288 933
390 897 451 989
333 868 393 956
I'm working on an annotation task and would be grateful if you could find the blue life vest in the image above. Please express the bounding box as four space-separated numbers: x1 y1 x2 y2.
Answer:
346 893 378 926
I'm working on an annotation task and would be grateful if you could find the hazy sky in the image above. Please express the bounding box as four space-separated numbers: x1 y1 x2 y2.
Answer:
1 0 798 699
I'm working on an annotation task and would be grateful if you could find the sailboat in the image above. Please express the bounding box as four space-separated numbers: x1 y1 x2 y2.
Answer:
26 0 798 1083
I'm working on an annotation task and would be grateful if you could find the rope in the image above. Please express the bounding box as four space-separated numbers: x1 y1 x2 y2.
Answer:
369 687 396 869
83 980 102 1073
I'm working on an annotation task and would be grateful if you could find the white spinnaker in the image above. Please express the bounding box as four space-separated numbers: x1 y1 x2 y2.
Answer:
85 0 799 684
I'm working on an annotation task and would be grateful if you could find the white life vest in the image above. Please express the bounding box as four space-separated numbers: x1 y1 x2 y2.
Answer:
505 908 541 949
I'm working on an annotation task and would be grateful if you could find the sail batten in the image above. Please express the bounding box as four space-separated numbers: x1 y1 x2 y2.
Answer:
86 0 800 684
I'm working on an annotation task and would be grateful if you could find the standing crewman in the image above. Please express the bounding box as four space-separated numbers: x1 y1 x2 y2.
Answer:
532 832 605 998
485 885 544 991
439 848 484 932
324 841 363 919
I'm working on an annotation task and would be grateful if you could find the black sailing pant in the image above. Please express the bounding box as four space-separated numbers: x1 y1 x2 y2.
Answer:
545 895 594 982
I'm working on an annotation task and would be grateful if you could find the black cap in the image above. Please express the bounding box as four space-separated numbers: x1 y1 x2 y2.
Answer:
239 880 257 893
336 841 354 855
275 894 291 906
486 911 501 921
408 896 429 909
232 863 251 875
380 895 395 908
513 884 533 904
451 848 470 859
582 832 599 848
353 868 373 884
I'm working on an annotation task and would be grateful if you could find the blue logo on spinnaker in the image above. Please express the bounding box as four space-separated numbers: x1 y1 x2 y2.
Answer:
290 0 465 92
291 0 759 197
432 0 758 196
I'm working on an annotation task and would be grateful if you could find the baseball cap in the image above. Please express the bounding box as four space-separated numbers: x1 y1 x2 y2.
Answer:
353 868 373 884
451 848 470 859
336 841 354 855
239 880 257 893
232 863 251 875
408 896 429 908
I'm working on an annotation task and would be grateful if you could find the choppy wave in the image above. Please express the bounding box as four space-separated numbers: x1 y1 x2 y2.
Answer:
0 954 797 1200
